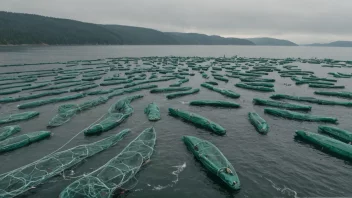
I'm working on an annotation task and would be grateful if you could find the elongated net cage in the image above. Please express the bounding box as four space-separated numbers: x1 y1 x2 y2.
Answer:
264 108 338 123
60 127 156 198
84 95 143 135
0 111 39 125
144 103 160 121
182 136 240 190
0 125 21 141
0 130 130 198
0 131 51 153
48 90 125 128
169 108 226 135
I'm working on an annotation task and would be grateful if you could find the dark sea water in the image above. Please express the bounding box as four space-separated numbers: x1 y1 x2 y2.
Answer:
0 45 351 198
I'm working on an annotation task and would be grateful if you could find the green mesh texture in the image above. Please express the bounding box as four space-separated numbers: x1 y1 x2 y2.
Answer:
59 127 156 198
189 100 240 108
308 84 344 89
253 98 311 111
182 136 240 190
270 94 352 107
202 73 209 79
125 77 176 88
0 130 129 198
295 130 352 160
150 86 192 93
0 78 36 86
0 131 51 153
17 93 85 109
201 83 240 98
239 77 275 82
248 112 269 134
0 89 21 95
86 89 114 95
205 81 218 85
169 78 189 87
38 82 88 91
235 83 275 92
166 88 200 99
0 111 39 125
144 103 161 121
100 79 132 86
244 82 274 87
0 83 31 90
48 96 109 128
124 84 157 93
0 125 21 141
103 77 128 81
22 83 50 91
82 76 102 81
168 108 226 135
314 91 352 99
213 76 229 82
318 126 352 143
264 108 338 123
0 90 68 103
84 95 143 135
69 84 99 92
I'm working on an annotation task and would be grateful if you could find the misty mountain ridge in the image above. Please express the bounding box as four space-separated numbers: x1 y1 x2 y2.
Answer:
306 41 352 47
248 37 298 46
0 11 350 47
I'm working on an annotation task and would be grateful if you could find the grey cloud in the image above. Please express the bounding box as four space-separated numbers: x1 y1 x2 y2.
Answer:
2 0 352 44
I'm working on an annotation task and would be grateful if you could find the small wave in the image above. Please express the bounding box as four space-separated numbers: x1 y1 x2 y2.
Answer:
151 162 187 191
266 178 298 198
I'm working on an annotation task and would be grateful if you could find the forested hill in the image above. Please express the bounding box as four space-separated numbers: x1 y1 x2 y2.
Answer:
0 11 254 45
248 37 298 46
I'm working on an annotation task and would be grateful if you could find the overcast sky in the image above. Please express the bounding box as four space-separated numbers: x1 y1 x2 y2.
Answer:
2 0 351 44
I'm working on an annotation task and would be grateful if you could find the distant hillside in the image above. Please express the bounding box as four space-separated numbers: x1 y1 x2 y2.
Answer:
0 11 122 45
0 11 254 45
165 32 255 45
248 37 297 46
306 41 352 47
103 25 178 45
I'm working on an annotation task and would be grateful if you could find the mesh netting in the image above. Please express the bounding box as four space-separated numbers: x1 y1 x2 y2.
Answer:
0 89 21 95
150 87 192 93
84 95 143 135
248 112 269 134
0 125 21 141
244 82 274 87
189 100 240 108
166 88 200 99
144 103 161 121
48 96 109 128
182 136 240 190
0 111 39 125
235 83 275 92
59 127 156 198
253 98 311 111
264 108 338 123
270 94 352 107
201 83 240 98
17 93 85 109
295 130 352 160
0 130 129 198
318 126 352 143
0 90 67 103
0 131 51 153
314 91 352 99
168 108 226 135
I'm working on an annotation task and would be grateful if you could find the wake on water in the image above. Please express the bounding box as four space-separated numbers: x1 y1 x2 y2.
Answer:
266 178 298 198
136 162 186 191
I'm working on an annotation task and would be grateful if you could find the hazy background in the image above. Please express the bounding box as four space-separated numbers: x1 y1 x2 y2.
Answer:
2 0 351 44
